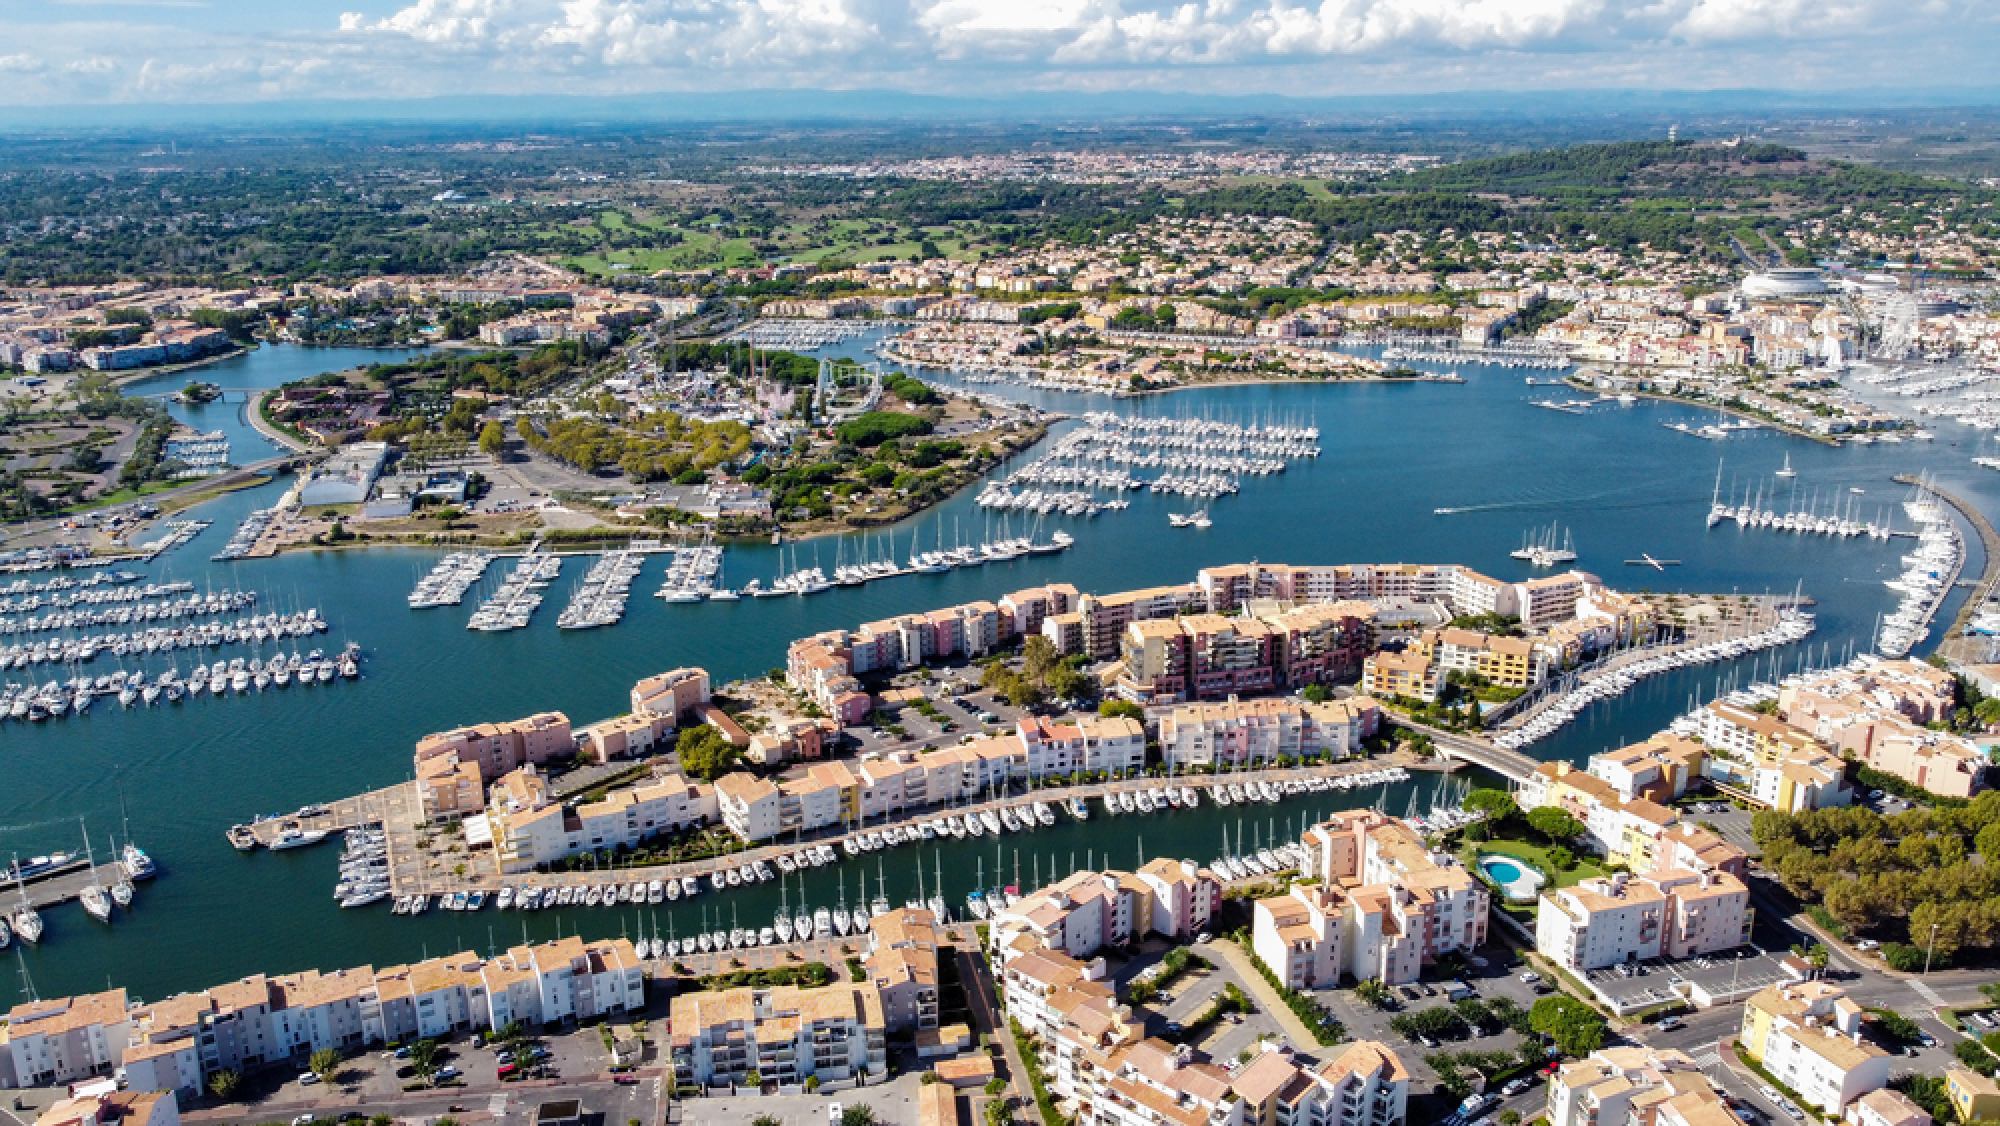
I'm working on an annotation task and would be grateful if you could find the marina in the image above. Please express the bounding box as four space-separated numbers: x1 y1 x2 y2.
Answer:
407 551 494 608
1492 605 1817 750
976 409 1319 522
559 549 646 627
1874 477 1965 657
0 642 364 722
161 430 232 479
3 335 1993 1003
466 550 562 631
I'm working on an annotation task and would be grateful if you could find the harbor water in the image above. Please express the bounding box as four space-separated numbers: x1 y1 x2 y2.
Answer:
1 339 1993 1002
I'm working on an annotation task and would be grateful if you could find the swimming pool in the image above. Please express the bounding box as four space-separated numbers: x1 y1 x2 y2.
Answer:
1478 854 1547 902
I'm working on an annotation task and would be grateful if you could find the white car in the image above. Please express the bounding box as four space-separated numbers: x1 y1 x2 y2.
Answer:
830 1104 846 1126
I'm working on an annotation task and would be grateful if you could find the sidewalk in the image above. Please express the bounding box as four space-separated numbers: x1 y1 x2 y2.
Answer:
1202 938 1319 1048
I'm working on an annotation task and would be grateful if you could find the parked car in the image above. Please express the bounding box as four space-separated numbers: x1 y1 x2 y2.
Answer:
1658 1016 1684 1032
1501 1078 1532 1097
298 1073 320 1086
830 1104 846 1126
1518 971 1542 985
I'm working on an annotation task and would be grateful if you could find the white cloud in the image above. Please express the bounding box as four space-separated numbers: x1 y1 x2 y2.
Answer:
0 0 1989 104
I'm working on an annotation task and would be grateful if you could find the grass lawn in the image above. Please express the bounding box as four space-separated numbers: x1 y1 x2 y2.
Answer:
1466 839 1606 890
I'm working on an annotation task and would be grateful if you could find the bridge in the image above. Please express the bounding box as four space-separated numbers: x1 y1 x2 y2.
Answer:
1390 717 1540 784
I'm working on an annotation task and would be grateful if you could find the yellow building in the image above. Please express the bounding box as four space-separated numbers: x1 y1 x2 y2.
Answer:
1362 650 1438 703
1947 1068 2000 1124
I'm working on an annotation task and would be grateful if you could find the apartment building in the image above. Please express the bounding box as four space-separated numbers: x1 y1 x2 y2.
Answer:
1360 651 1437 703
1260 812 1487 985
1074 716 1149 774
1780 661 1987 798
479 937 646 1030
1158 697 1306 768
1000 583 1081 638
994 870 1139 963
1267 1042 1411 1126
113 937 640 1100
630 667 711 720
367 954 487 1044
1514 573 1595 627
668 983 888 1091
1548 1048 1751 1126
1252 883 1348 989
1536 868 1749 972
1413 629 1544 689
1739 983 1889 1115
998 945 1118 1042
1946 1068 2000 1125
865 909 942 1032
1845 1089 1933 1126
1118 619 1192 702
482 766 716 874
414 711 574 814
1154 697 1377 770
1134 858 1222 940
1062 1036 1245 1126
0 990 129 1090
1696 701 1856 811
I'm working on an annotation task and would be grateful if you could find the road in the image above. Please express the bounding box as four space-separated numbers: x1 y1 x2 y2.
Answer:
960 945 1033 1103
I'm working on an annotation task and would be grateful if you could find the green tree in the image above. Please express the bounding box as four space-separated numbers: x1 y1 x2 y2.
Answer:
409 1038 441 1086
1464 789 1519 821
1099 700 1144 722
1530 995 1607 1057
755 1116 783 1126
1528 807 1585 842
1301 684 1331 704
1022 636 1059 687
207 1069 242 1101
479 420 507 455
309 1047 344 1085
676 724 743 781
843 1106 878 1126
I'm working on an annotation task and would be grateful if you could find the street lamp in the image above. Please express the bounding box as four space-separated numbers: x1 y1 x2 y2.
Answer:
1925 923 1940 975
1731 950 1744 998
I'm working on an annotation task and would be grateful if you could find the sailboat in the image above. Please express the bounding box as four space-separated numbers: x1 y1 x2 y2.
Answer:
1776 453 1796 479
927 852 948 922
78 822 112 923
9 855 40 945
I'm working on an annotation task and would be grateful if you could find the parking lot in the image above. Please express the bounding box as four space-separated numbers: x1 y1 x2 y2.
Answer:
1114 939 1297 1066
682 1069 941 1126
1578 948 1793 1014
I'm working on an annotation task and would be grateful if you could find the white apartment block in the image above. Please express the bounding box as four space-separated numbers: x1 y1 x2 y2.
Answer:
0 990 128 1090
1256 811 1488 986
1549 1048 1751 1126
668 984 888 1091
1740 983 1889 1116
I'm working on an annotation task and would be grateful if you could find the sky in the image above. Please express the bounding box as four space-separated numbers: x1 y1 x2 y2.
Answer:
0 0 1993 107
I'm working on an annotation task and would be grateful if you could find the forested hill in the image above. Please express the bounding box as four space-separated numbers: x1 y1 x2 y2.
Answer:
1390 140 1808 196
1176 139 1996 258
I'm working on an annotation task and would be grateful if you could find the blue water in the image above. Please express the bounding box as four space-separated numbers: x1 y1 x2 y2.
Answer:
1 336 1992 1002
1480 857 1529 884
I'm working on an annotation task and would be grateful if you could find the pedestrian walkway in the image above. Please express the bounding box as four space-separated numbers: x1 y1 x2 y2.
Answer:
1907 977 1946 1007
1202 938 1319 1047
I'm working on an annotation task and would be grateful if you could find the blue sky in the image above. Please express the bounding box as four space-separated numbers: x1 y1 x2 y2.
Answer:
0 0 1993 106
